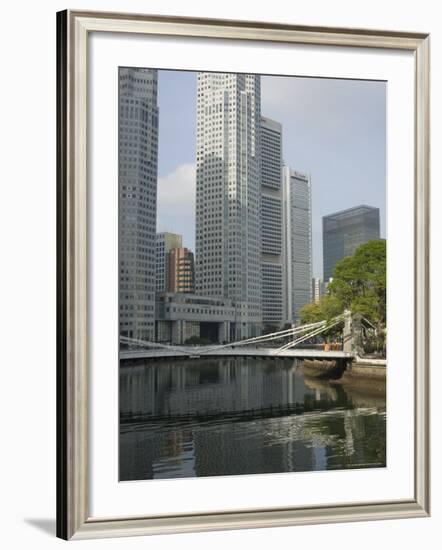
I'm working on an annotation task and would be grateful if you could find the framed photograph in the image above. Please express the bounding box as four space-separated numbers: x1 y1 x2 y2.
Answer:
57 9 430 540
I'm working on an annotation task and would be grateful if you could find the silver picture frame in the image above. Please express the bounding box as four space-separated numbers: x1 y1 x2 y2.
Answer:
56 9 430 540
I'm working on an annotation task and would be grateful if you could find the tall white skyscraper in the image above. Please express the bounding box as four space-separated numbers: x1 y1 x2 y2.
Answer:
119 68 159 341
311 277 325 303
260 116 285 328
283 167 312 323
195 73 262 339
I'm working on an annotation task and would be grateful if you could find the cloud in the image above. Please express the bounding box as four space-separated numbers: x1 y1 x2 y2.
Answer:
261 75 386 278
157 163 196 250
261 75 385 136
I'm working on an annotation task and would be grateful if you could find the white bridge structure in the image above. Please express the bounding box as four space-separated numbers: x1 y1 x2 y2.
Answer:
120 312 358 361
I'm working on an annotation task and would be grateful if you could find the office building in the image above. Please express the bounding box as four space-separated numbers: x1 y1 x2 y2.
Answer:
155 232 182 292
311 277 325 303
195 73 262 339
322 205 380 281
283 167 312 322
155 293 235 344
168 247 195 294
119 68 159 342
260 116 285 329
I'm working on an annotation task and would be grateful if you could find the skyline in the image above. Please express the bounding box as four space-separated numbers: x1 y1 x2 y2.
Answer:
156 69 386 279
118 68 387 484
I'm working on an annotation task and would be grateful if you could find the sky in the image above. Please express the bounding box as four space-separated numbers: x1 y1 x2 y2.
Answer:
156 70 386 279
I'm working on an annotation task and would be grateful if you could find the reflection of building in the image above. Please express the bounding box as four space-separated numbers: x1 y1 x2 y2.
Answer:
312 277 324 303
119 358 318 480
156 232 182 292
323 205 380 281
168 247 195 294
260 117 284 329
195 73 262 340
119 68 159 341
120 358 303 418
283 168 312 322
155 293 235 344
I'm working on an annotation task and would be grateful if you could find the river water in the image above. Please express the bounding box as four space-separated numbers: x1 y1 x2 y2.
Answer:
120 357 386 481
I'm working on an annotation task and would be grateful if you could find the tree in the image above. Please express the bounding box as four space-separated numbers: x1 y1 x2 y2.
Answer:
298 301 322 324
299 295 342 342
328 239 386 327
299 239 386 348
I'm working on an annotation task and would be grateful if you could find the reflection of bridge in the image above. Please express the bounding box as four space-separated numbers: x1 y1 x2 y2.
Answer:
120 312 358 361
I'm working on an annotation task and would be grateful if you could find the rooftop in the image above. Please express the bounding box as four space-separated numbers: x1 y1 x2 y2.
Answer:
323 204 379 221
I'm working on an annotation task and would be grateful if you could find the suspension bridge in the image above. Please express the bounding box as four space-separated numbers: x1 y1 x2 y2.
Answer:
120 311 359 361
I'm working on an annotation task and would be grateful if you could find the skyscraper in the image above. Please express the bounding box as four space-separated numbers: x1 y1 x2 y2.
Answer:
322 205 380 281
119 68 159 342
283 167 312 322
195 73 262 339
155 232 182 292
260 116 284 329
311 277 325 303
168 247 195 294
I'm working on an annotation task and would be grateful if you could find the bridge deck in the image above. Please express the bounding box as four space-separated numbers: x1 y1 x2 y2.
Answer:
120 347 354 361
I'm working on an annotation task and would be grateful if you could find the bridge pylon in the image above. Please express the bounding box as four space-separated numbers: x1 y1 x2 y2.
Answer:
342 310 365 355
342 310 353 353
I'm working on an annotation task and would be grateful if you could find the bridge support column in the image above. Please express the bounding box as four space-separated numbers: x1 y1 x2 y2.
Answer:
343 310 353 353
343 310 363 355
171 320 185 345
218 321 230 344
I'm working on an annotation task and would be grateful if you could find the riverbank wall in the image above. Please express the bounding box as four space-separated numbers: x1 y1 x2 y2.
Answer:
298 356 386 386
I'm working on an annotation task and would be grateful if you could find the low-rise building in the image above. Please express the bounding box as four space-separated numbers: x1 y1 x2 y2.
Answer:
155 293 236 344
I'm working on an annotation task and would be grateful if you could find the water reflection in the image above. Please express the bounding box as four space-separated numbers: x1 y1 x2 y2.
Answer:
120 357 386 480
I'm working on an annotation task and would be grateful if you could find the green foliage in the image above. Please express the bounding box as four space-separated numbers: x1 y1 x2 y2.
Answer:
319 295 342 322
299 295 341 324
328 239 386 326
299 301 322 324
299 295 342 341
299 240 386 344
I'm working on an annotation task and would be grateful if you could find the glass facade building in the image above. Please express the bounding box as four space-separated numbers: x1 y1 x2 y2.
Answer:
322 205 380 281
